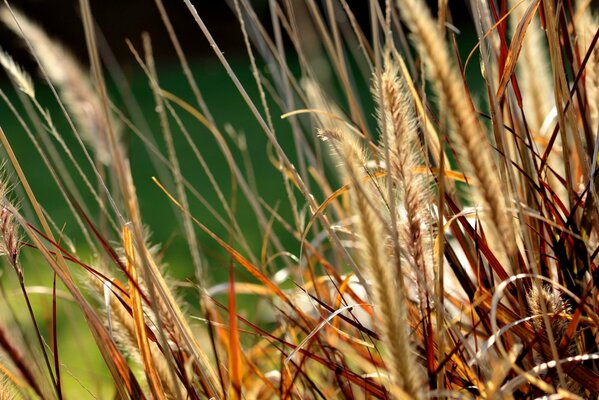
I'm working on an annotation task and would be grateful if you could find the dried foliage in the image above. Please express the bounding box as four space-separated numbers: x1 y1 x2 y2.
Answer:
0 0 598 399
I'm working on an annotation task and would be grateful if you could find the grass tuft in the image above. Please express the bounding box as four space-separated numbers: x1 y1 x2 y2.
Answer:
0 1 598 398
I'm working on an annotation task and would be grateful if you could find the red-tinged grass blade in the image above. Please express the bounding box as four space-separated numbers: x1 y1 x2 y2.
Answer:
331 273 359 331
463 7 518 74
0 324 43 397
496 0 540 100
18 217 146 399
123 225 165 400
227 262 242 400
304 291 380 341
22 222 163 345
475 289 599 394
443 194 512 283
211 299 388 398
51 272 62 400
152 177 310 323
312 252 374 318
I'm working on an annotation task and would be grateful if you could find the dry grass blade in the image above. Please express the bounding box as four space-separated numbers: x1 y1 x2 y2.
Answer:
2 0 599 398
497 0 541 100
227 263 242 400
123 225 166 400
576 3 599 130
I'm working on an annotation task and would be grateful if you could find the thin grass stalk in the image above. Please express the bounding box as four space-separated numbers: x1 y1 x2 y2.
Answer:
0 87 97 249
267 0 314 192
0 7 123 233
235 0 305 240
143 34 205 283
576 3 599 131
0 325 42 398
125 39 288 268
153 0 215 125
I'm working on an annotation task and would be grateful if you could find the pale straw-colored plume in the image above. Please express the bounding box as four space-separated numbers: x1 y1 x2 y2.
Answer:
526 285 582 394
0 49 34 99
395 0 516 266
319 127 424 399
372 58 435 305
0 369 22 400
0 7 117 165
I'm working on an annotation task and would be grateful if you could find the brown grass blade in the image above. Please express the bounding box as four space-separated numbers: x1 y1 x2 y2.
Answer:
123 225 166 400
227 262 242 400
496 0 541 100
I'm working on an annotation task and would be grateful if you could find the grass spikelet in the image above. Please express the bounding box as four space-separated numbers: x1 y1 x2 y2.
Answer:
395 0 517 265
319 127 424 399
373 58 435 302
526 285 571 341
0 375 20 400
89 273 184 399
0 6 117 165
0 49 34 99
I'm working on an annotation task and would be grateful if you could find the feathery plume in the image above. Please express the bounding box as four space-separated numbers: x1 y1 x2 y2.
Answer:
319 127 424 399
395 0 516 265
0 7 118 165
373 58 435 303
0 49 34 99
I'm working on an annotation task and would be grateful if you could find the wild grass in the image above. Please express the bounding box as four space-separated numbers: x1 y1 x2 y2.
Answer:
0 0 597 398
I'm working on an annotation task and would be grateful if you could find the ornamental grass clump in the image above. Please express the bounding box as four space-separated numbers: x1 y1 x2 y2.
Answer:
0 0 598 399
